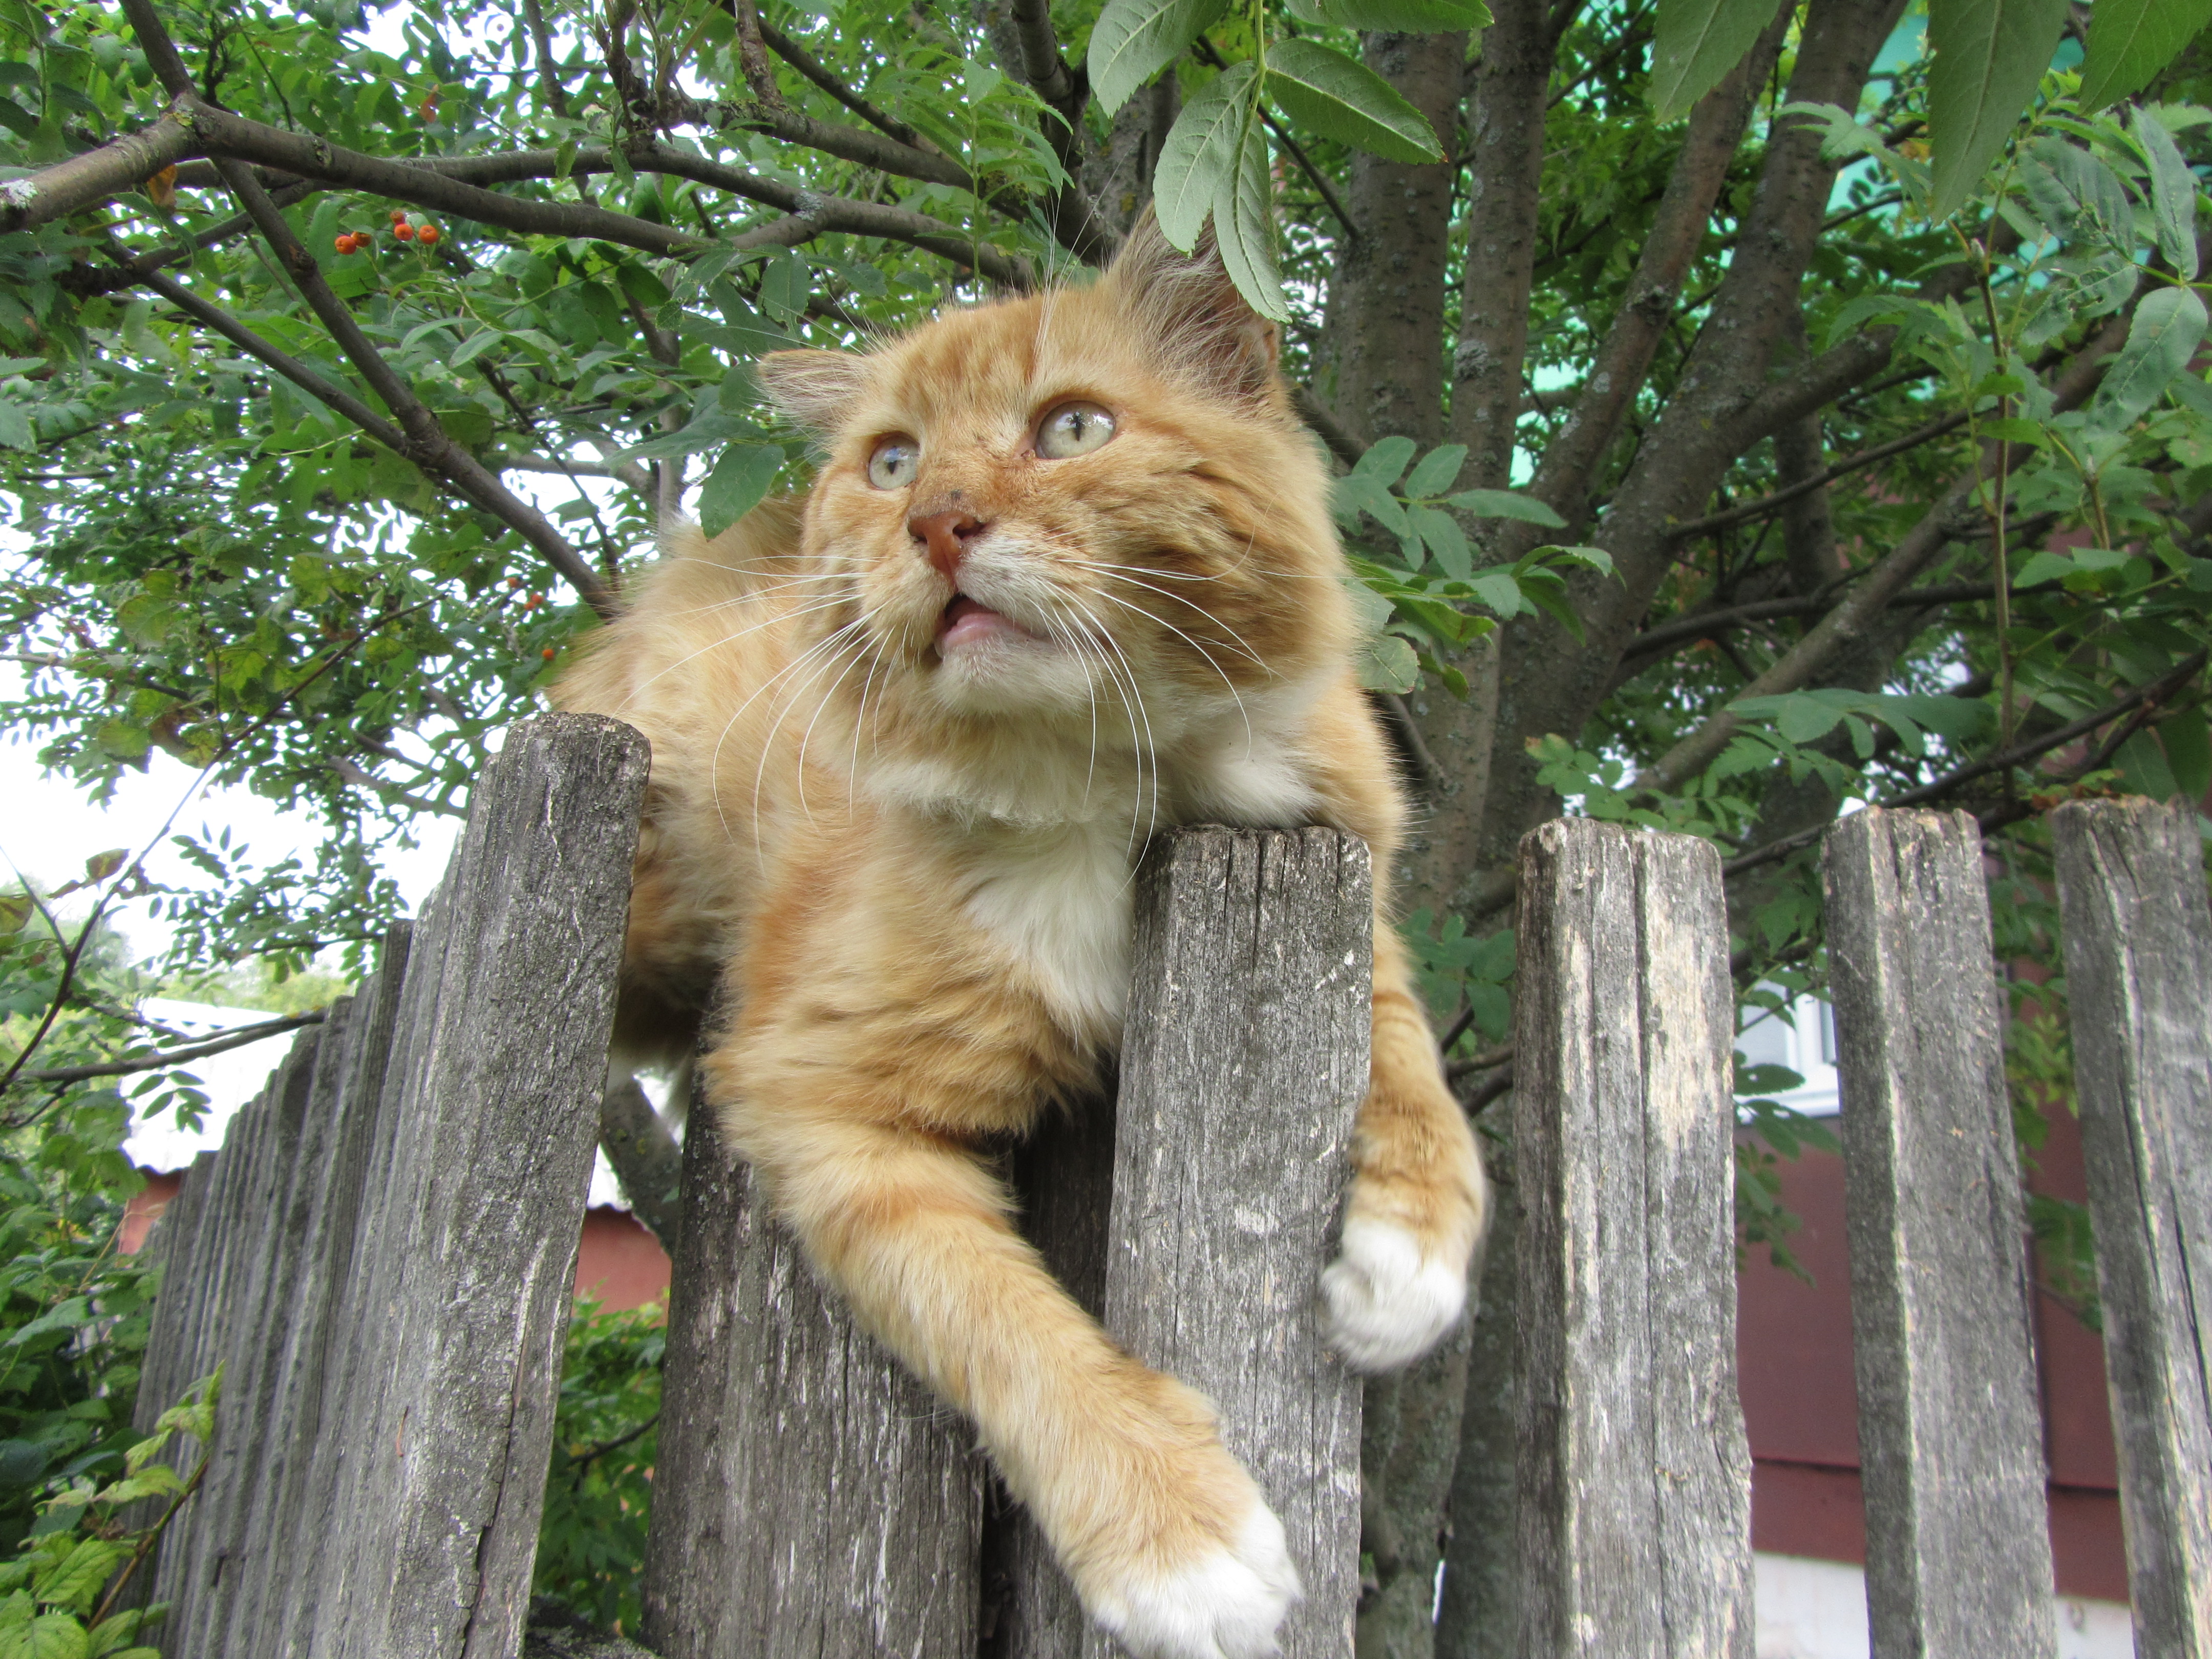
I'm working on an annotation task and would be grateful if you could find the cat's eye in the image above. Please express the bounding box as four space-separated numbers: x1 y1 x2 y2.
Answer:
867 435 920 490
1036 402 1116 460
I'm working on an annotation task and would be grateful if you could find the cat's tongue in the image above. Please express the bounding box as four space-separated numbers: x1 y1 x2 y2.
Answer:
938 595 1031 650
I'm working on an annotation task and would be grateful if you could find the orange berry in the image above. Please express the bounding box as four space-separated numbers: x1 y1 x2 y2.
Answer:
417 225 440 246
392 208 408 225
394 223 416 241
541 647 556 660
506 576 523 588
334 233 352 253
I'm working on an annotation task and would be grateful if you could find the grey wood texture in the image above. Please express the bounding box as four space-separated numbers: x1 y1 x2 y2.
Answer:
2051 798 2212 1659
309 713 648 1659
986 1093 1118 1659
1821 808 2056 1659
1511 818 1755 1659
1087 826 1371 1659
639 1104 987 1659
128 715 645 1659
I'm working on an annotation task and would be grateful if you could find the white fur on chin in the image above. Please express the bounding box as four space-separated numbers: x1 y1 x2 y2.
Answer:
1087 1502 1302 1659
1319 1217 1466 1373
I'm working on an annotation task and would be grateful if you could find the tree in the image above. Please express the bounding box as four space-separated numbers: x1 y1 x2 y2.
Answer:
1 0 2208 1649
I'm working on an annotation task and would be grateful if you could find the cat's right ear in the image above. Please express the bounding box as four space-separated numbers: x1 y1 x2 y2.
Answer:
756 349 871 435
1104 209 1280 402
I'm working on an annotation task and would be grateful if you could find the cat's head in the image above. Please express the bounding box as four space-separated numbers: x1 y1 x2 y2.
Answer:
753 215 1353 748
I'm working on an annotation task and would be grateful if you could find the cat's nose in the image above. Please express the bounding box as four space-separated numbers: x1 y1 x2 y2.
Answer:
908 509 988 583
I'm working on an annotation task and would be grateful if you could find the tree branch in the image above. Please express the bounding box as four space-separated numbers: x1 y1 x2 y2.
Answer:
1624 576 2067 661
1635 301 2136 794
758 19 929 151
0 107 199 233
1718 652 2208 878
10 1011 326 1087
1666 408 1973 542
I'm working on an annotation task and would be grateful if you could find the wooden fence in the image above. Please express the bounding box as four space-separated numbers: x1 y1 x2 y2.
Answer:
128 710 2210 1659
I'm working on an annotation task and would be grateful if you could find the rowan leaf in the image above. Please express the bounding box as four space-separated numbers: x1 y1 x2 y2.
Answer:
697 444 784 539
1210 111 1288 321
1263 40 1443 163
1447 487 1565 526
1649 0 1787 122
1152 63 1252 251
1316 0 1491 28
1925 0 2069 218
1402 443 1467 498
2133 108 2201 280
2078 0 2212 111
2095 286 2209 430
1086 0 1229 115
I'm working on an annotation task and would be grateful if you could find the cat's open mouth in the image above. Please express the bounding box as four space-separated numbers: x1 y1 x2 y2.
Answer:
937 594 1045 652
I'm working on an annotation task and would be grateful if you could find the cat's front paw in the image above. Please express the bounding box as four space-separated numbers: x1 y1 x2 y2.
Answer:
1319 1216 1467 1372
1087 1500 1301 1659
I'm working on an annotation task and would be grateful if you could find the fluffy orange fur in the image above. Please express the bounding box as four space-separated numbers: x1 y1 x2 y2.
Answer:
554 217 1484 1659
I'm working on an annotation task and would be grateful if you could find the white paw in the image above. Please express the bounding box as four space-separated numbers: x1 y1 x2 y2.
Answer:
1088 1502 1302 1659
1319 1217 1466 1372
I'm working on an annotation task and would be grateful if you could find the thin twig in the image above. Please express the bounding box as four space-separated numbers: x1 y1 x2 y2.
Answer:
1666 409 1972 542
9 1012 325 1088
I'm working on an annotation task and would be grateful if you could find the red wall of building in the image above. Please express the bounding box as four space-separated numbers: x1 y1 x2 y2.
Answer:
120 1170 673 1311
1736 1115 2127 1602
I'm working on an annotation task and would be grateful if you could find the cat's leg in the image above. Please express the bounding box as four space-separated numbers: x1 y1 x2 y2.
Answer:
724 1081 1300 1659
1320 922 1487 1372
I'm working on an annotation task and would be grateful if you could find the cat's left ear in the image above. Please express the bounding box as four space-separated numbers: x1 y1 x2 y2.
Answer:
1103 210 1281 401
756 349 871 435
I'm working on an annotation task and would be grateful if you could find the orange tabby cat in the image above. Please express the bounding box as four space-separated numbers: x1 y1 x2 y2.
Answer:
554 215 1484 1659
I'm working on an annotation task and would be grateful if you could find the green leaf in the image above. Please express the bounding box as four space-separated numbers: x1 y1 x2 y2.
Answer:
2021 137 2133 242
2160 708 2210 800
1925 0 2069 218
1402 443 1467 498
1152 63 1253 251
32 1541 124 1617
1211 109 1288 321
1354 435 1418 485
1356 631 1420 693
2097 287 2209 430
2078 0 2212 111
697 444 784 539
756 252 809 326
2116 728 2180 801
1649 0 1787 122
14 1613 90 1659
1087 0 1229 115
1469 570 1523 615
0 398 34 451
1447 487 1565 527
1334 471 1410 536
1407 505 1474 579
1264 40 1443 163
2133 108 2201 280
1318 0 1490 27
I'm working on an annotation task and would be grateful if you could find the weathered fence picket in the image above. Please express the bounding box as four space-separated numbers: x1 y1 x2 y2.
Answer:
2052 798 2212 1658
1512 818 1755 1658
1823 809 2057 1659
641 826 1370 1659
132 715 648 1659
123 723 2212 1658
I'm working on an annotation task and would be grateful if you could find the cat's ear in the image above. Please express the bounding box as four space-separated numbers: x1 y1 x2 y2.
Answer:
756 349 871 435
1104 209 1281 400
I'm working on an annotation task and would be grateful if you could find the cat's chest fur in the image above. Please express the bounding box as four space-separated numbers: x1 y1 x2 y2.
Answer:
946 731 1321 1044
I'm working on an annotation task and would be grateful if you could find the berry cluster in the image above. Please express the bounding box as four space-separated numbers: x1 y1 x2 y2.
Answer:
334 209 443 255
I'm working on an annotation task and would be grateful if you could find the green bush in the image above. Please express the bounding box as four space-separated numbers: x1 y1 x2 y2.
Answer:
534 1296 664 1636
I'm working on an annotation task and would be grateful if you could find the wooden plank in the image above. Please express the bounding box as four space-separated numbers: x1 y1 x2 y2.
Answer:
983 1095 1118 1658
178 1003 350 1659
1821 808 2055 1659
151 1032 320 1629
225 924 414 1656
2050 798 2212 1659
640 1104 986 1659
1090 826 1370 1659
1512 817 1754 1659
275 923 420 1659
305 714 649 1659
